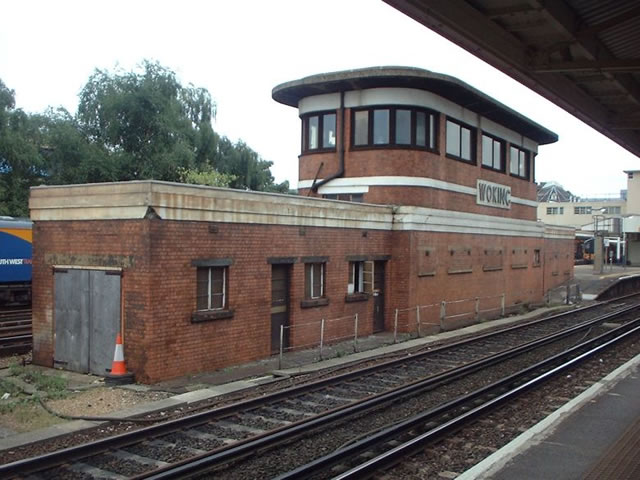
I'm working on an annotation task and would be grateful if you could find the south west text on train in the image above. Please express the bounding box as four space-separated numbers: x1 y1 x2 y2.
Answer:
0 217 32 306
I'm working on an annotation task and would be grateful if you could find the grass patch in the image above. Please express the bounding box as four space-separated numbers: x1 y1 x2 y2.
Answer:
7 365 69 399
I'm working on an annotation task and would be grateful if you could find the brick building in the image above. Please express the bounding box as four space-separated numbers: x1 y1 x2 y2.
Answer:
30 67 574 383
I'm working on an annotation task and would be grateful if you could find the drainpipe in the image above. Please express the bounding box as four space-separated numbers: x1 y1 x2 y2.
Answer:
311 91 345 193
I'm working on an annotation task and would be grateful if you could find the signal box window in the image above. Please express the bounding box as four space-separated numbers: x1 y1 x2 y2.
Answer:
509 146 529 179
446 119 474 163
352 106 437 150
197 266 227 311
481 134 503 171
302 112 336 152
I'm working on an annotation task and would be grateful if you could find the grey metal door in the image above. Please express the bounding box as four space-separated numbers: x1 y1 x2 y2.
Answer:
54 269 90 372
89 271 121 375
54 269 121 375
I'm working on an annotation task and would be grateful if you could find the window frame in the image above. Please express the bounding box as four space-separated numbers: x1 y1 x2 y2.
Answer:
301 110 337 153
196 265 228 311
445 117 476 164
509 145 530 180
481 132 504 172
351 105 438 151
305 262 326 300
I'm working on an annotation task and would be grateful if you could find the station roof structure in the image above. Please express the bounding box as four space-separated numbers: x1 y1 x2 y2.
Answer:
272 66 558 145
384 0 640 159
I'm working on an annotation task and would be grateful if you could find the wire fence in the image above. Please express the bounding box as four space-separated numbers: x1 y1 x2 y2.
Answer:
277 286 581 368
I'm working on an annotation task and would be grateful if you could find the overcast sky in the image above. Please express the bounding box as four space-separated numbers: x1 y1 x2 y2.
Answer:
1 0 638 197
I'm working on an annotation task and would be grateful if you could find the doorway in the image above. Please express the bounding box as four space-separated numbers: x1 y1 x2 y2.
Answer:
270 264 290 354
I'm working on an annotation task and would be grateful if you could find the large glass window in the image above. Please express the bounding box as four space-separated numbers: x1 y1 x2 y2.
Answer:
354 110 369 146
352 106 437 150
482 134 503 171
509 145 529 179
395 109 411 145
446 119 474 162
373 109 390 145
302 111 337 152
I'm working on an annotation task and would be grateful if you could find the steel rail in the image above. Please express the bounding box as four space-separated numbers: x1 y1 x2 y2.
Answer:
0 301 635 478
129 306 637 479
281 319 640 480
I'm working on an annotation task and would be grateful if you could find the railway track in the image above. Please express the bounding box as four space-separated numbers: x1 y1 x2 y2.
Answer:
0 308 32 355
1 299 638 479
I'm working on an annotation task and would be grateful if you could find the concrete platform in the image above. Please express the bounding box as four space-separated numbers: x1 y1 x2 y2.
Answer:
458 354 640 480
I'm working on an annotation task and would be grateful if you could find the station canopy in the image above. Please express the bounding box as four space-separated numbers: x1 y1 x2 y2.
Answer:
385 0 640 159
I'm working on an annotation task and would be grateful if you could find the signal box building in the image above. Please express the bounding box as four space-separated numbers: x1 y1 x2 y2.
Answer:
30 67 574 383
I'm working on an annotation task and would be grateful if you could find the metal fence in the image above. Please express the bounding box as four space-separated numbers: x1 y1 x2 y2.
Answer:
277 289 559 368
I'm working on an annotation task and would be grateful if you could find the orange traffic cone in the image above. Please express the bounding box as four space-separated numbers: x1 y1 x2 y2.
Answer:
105 333 134 385
110 333 127 375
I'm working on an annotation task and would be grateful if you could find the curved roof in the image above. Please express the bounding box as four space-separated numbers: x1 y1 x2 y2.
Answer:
272 66 558 145
384 0 640 158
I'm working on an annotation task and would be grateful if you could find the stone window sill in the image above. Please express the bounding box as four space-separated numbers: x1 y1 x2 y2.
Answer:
300 298 329 309
345 293 369 303
191 309 234 323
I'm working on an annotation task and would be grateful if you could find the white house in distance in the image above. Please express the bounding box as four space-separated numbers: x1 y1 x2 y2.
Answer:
537 171 640 264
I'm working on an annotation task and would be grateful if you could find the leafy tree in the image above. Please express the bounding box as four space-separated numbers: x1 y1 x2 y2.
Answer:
177 166 235 187
0 80 45 216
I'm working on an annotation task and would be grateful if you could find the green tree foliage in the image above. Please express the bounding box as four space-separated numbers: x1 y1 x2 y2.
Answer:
0 61 290 216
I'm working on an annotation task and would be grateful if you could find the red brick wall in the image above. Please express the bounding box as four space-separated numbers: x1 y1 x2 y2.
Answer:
32 217 573 383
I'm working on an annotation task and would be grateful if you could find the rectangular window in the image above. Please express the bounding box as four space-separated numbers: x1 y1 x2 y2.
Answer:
322 113 336 148
533 249 541 267
352 107 437 150
574 206 592 215
354 110 369 146
196 266 227 311
481 134 503 171
308 116 319 150
546 207 564 215
373 109 390 145
446 119 474 162
395 109 411 145
509 146 529 179
302 112 337 152
305 263 325 299
348 261 364 294
322 193 364 202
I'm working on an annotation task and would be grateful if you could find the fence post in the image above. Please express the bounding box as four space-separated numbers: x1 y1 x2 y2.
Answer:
576 284 581 302
566 284 570 304
501 294 506 316
279 324 284 369
393 309 398 343
440 301 446 330
353 313 359 352
416 306 421 337
319 318 325 360
475 297 480 322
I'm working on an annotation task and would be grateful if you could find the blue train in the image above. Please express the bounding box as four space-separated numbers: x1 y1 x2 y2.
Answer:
0 217 32 306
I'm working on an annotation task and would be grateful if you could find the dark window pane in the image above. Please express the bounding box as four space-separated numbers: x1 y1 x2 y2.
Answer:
429 114 436 149
196 268 209 310
322 113 336 148
396 109 411 145
446 120 460 156
373 109 389 145
308 116 319 149
416 111 426 146
354 111 368 146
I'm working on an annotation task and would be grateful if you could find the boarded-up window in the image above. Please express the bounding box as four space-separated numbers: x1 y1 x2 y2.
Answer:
483 248 503 271
448 246 472 274
511 248 528 269
419 247 437 276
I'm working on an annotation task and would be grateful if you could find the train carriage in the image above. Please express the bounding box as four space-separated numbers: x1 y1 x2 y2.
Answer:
0 217 33 306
